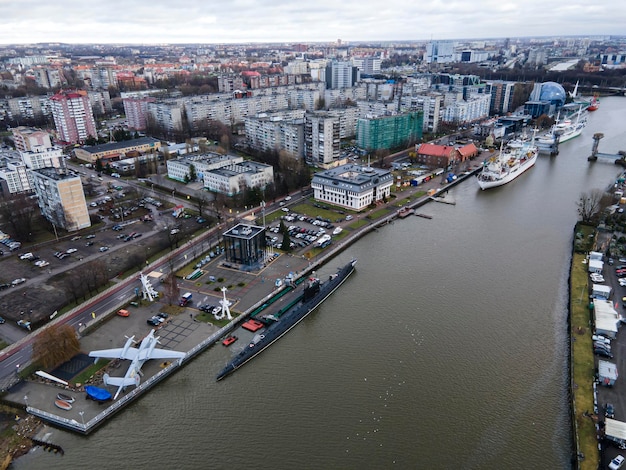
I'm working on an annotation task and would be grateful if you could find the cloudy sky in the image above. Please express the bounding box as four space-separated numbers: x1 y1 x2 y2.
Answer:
0 0 622 44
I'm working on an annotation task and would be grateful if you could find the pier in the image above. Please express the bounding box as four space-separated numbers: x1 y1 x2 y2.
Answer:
588 132 626 166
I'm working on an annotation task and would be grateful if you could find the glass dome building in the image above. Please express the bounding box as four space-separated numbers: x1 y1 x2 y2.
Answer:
538 82 566 107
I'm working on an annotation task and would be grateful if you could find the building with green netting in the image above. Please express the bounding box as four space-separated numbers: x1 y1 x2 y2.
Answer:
356 111 423 151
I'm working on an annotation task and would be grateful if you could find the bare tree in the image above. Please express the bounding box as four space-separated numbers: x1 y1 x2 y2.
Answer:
32 324 80 369
577 189 605 223
0 193 39 241
162 271 180 306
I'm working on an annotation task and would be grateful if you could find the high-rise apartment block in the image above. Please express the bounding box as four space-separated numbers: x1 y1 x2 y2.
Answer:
31 168 90 232
123 96 156 131
50 90 97 145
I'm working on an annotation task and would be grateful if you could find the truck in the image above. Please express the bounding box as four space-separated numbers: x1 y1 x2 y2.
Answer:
180 292 192 306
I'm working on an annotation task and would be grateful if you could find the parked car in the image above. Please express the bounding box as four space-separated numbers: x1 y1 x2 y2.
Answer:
594 348 613 358
99 246 109 252
0 316 5 324
11 278 26 286
606 403 616 419
86 241 94 246
85 234 96 239
66 248 77 254
609 455 625 470
117 309 130 317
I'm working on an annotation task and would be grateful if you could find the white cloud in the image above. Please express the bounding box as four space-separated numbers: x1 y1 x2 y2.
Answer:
0 0 623 44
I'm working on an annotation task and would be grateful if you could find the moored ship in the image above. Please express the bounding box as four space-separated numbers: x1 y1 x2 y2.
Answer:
477 138 538 190
216 259 357 380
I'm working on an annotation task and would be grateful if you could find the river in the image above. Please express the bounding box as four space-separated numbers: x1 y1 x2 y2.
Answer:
15 96 626 469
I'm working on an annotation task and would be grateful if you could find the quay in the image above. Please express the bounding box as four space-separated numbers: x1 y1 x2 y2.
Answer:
2 164 482 434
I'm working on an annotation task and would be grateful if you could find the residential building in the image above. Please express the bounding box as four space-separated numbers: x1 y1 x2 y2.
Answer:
356 112 423 151
11 127 52 152
147 99 184 134
304 111 341 167
485 80 517 115
31 167 90 232
311 163 393 211
0 154 32 195
244 111 306 158
203 161 274 196
325 60 359 89
123 96 156 131
33 67 63 89
50 90 97 145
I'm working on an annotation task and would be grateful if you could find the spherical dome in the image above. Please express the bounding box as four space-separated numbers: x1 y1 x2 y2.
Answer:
539 82 566 107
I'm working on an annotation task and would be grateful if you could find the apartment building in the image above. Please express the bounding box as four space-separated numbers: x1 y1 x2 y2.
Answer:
0 155 32 194
147 99 184 134
11 127 52 152
50 90 97 145
31 168 90 232
123 96 156 131
304 111 341 167
244 111 306 158
356 111 423 151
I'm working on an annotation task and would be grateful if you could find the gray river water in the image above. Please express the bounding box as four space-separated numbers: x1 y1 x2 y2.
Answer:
15 96 626 469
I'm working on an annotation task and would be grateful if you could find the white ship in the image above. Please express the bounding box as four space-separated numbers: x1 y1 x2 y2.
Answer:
477 138 538 190
537 106 587 146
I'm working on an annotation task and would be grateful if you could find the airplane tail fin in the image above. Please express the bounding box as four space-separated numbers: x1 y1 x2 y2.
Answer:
103 373 140 388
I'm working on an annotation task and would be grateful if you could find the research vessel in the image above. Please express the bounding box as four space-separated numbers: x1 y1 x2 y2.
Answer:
477 137 538 190
216 259 357 380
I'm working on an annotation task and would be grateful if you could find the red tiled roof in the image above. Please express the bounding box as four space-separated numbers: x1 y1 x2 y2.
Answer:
458 143 479 157
417 143 455 157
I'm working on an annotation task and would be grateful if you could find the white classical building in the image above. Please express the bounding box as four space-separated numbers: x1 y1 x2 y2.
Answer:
166 153 244 183
311 163 393 211
203 161 274 196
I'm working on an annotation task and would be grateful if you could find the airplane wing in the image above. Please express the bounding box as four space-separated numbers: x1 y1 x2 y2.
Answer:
89 347 139 361
141 348 186 360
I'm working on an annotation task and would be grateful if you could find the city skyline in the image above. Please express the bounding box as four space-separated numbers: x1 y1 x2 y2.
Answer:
1 0 624 45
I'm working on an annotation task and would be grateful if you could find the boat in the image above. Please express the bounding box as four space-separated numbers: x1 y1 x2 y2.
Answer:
476 136 538 190
222 336 238 346
84 385 112 402
587 94 600 112
332 227 343 235
397 207 415 218
56 393 75 403
537 106 587 146
54 399 72 411
216 259 357 381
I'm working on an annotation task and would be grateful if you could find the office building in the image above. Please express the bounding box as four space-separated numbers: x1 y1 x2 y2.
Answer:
311 163 393 211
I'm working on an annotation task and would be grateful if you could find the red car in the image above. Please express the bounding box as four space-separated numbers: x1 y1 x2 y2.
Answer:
222 336 238 346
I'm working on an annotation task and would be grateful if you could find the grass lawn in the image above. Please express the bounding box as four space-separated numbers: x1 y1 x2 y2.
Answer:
291 201 352 222
369 207 392 219
570 224 600 469
71 360 109 386
348 219 370 230
195 310 240 326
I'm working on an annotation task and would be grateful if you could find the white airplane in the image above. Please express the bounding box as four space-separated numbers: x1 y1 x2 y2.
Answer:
89 330 185 399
